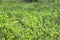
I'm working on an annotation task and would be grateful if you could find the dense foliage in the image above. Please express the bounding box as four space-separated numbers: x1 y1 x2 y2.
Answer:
0 0 60 40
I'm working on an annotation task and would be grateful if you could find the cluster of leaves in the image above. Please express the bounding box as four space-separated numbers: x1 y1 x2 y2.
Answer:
0 0 60 40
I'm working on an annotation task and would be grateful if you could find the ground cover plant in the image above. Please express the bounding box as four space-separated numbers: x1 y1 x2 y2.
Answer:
0 0 60 40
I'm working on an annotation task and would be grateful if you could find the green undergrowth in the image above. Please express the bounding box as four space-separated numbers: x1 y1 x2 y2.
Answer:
0 1 60 40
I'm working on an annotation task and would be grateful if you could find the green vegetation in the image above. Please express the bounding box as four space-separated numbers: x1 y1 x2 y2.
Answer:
0 0 60 40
